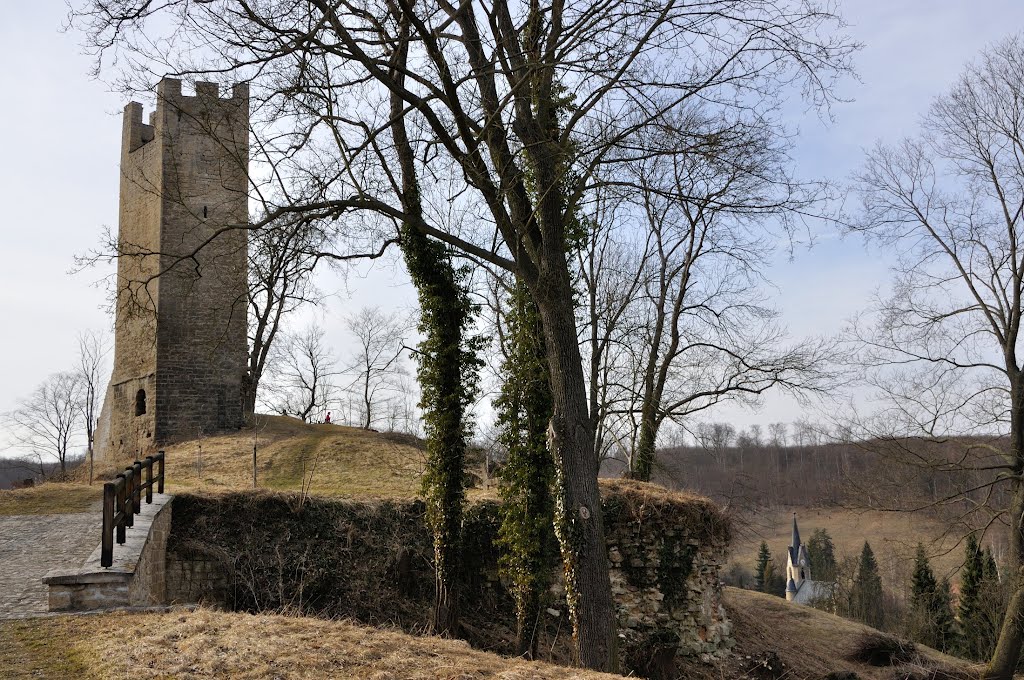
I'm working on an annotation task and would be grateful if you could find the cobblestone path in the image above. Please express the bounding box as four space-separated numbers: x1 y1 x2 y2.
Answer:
0 510 101 619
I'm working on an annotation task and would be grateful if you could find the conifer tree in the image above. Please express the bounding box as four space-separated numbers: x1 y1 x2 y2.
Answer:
934 577 959 653
977 546 1005 661
807 528 837 582
958 535 985 659
957 535 1006 660
755 541 771 592
851 541 884 628
984 547 998 581
761 559 785 597
911 543 938 606
910 544 957 652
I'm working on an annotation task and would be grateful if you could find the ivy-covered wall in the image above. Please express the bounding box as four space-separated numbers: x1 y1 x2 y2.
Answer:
165 480 732 671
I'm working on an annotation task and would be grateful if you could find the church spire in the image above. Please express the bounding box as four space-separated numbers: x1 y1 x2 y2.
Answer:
790 513 801 557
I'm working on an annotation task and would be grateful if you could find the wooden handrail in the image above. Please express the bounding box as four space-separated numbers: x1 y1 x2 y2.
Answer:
101 451 166 568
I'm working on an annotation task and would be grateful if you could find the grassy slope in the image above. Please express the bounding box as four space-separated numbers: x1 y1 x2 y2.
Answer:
85 415 440 500
0 483 100 516
719 587 977 679
0 608 619 680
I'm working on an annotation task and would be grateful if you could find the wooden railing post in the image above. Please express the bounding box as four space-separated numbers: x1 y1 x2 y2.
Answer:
123 467 134 529
132 461 143 514
101 481 115 568
157 450 165 494
144 456 154 503
115 473 127 544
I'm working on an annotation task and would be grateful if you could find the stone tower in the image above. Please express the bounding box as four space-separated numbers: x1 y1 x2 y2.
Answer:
95 78 249 460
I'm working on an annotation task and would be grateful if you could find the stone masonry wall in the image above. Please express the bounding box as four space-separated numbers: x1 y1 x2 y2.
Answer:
601 480 733 661
153 79 249 444
97 78 248 462
44 495 173 612
165 481 733 670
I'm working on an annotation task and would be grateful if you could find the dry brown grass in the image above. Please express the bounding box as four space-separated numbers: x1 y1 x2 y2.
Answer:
0 608 621 679
0 482 101 516
721 587 979 680
729 505 970 586
145 415 430 499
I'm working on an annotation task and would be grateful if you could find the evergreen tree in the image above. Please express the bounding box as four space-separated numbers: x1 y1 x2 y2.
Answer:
910 544 958 652
911 543 938 607
958 535 985 659
850 541 884 628
934 577 959 653
807 528 837 582
976 546 1005 661
983 547 998 580
755 541 771 592
761 559 785 597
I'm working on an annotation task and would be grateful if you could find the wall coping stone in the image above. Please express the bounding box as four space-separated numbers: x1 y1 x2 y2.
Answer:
43 494 173 592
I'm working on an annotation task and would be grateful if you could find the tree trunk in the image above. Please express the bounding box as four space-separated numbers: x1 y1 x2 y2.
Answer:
985 563 1024 680
536 284 618 672
987 373 1024 678
632 406 658 482
388 12 469 638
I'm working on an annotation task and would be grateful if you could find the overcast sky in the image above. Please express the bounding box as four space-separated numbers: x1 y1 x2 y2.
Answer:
2 1 1023 446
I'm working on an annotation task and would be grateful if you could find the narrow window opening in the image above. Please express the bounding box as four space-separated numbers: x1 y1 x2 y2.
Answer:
203 205 208 218
800 568 805 580
135 389 147 416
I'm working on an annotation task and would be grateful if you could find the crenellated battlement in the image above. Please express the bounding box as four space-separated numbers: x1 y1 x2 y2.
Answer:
122 78 249 156
156 78 249 103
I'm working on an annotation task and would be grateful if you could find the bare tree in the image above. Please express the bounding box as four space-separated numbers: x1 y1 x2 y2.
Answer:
3 372 84 476
246 216 324 414
589 108 835 481
76 329 109 484
849 34 1024 680
342 306 409 430
262 325 338 423
769 422 789 448
75 0 855 669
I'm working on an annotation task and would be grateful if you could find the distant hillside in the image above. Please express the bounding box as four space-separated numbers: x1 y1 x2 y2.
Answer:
653 436 1006 514
648 435 1011 603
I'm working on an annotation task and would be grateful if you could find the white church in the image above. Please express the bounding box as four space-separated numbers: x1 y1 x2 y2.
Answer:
785 513 831 605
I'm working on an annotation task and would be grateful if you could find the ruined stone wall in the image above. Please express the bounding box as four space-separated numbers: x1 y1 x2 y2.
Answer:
97 79 248 461
164 481 733 669
600 480 733 662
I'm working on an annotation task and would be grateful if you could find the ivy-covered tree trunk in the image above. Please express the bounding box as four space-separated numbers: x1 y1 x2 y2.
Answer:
532 270 619 669
388 15 479 637
496 279 556 658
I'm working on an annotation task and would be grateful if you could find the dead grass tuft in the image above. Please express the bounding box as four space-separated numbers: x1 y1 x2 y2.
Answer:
848 632 918 667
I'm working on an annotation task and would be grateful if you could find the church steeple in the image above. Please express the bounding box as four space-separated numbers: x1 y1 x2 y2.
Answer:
789 512 801 561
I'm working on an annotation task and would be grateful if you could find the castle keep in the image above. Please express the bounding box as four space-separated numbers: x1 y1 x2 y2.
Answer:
95 78 249 459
